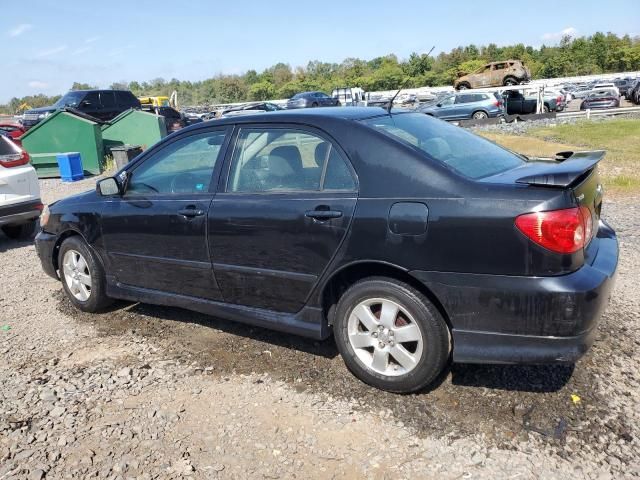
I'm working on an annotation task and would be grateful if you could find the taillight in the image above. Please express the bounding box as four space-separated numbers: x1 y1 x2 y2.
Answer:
494 100 503 107
0 150 30 168
515 207 592 254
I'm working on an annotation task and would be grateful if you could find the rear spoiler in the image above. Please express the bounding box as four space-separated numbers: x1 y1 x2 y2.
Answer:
516 150 605 187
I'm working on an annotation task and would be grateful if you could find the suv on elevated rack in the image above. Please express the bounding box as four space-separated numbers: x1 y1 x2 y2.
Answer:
22 90 141 128
454 60 531 90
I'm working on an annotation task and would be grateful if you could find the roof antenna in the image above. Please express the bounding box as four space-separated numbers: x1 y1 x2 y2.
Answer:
387 46 435 114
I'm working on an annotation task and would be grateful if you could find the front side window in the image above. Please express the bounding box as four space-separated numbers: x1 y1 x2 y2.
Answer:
126 130 227 196
362 113 525 179
227 128 355 193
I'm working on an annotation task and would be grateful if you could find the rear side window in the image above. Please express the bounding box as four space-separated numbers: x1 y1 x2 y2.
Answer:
116 91 139 108
227 128 355 193
363 113 525 179
100 92 116 108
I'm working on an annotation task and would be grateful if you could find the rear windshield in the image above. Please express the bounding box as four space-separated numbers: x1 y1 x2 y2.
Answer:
362 113 525 179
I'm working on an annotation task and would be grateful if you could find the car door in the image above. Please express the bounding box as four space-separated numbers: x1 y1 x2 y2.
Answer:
433 95 457 119
78 91 102 119
99 91 119 120
101 127 231 300
209 125 358 312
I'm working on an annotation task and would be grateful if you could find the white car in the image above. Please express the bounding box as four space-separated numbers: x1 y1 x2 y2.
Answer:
592 83 620 97
0 135 42 239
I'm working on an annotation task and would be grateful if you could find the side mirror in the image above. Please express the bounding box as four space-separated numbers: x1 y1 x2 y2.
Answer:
96 177 121 196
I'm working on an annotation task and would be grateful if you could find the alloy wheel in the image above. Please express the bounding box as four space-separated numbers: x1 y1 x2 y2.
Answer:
347 298 424 377
62 249 92 301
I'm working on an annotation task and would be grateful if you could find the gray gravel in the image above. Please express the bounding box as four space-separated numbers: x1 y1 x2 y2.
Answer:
0 177 638 479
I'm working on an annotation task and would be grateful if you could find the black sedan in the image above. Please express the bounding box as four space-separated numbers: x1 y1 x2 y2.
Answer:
35 108 618 393
286 91 339 109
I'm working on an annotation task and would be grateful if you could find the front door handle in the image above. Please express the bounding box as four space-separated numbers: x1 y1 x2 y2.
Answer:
305 208 343 220
178 207 205 218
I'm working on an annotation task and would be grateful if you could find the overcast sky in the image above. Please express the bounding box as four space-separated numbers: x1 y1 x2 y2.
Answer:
2 0 638 103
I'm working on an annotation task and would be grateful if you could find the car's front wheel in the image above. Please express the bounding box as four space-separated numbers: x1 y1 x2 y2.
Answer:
58 236 113 312
333 277 450 393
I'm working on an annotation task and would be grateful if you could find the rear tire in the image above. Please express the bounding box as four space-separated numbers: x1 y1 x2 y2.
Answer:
2 220 36 240
456 82 470 90
333 277 450 393
58 236 113 312
543 104 550 113
503 76 518 86
311 102 319 108
472 111 488 120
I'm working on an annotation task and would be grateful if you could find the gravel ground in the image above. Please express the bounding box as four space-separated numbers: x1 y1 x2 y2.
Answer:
0 177 638 479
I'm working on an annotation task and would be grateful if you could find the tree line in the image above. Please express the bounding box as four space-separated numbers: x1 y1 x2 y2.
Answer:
2 32 639 113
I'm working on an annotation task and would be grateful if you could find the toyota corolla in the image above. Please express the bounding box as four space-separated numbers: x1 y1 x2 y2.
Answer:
35 108 618 393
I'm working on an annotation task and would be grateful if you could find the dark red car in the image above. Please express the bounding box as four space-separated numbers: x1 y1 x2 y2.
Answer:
0 123 26 148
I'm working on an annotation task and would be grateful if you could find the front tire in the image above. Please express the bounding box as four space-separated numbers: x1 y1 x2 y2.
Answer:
333 277 450 393
2 220 36 240
58 236 113 312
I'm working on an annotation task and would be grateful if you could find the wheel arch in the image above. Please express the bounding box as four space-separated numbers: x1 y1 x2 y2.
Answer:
51 228 90 273
319 260 451 329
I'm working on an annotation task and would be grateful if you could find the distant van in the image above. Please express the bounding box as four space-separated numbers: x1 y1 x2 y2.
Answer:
331 87 365 106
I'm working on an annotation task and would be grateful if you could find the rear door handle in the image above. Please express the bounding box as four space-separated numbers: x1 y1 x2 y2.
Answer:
305 209 343 220
178 207 205 218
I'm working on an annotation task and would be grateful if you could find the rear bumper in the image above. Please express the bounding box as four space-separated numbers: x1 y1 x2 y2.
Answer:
0 199 42 226
34 230 59 279
410 221 618 364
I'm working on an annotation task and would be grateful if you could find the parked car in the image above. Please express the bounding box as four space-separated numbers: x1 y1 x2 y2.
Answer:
419 92 504 120
286 91 339 109
0 135 42 239
0 122 26 147
22 90 141 128
580 89 621 110
502 90 553 114
223 102 284 115
454 60 530 90
34 108 618 393
614 79 632 97
626 80 640 104
591 83 620 97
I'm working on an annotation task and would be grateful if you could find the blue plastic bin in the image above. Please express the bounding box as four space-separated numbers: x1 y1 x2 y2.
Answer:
56 152 84 182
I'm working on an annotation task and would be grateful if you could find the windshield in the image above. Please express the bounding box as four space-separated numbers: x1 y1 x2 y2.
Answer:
362 113 525 179
53 91 86 108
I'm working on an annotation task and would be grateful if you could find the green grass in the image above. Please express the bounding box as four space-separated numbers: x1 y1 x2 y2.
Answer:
478 118 640 194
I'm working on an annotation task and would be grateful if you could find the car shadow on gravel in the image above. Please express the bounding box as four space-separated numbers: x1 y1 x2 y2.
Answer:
450 363 575 393
0 235 35 253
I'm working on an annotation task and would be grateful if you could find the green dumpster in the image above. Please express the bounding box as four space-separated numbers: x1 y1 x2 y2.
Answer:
101 109 167 153
21 111 103 178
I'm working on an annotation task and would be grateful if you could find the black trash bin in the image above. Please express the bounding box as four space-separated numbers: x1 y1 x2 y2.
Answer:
110 145 143 170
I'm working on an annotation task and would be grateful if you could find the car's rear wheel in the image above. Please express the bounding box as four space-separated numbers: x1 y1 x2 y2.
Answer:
456 82 470 90
503 76 518 86
543 104 550 113
59 236 112 312
333 277 450 393
472 111 488 119
1 220 36 240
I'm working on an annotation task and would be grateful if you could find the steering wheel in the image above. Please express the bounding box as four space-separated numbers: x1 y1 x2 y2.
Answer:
170 172 199 194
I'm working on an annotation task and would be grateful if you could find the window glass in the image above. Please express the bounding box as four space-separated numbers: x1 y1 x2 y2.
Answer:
440 96 455 106
323 148 356 191
127 131 226 196
362 113 524 179
100 92 116 108
228 128 334 192
82 92 99 107
116 91 136 108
